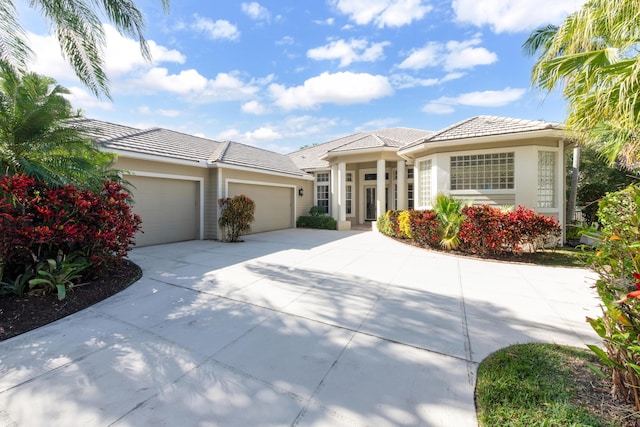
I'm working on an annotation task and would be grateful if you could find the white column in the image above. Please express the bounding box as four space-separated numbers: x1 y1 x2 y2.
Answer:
396 160 406 210
376 159 385 218
338 162 347 222
330 164 338 220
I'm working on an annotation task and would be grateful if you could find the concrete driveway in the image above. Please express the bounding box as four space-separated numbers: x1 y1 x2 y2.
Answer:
0 229 600 426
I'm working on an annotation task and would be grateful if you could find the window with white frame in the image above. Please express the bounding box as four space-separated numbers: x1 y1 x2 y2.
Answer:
450 152 514 190
418 160 432 206
316 172 330 214
537 151 555 208
346 172 353 215
408 183 414 209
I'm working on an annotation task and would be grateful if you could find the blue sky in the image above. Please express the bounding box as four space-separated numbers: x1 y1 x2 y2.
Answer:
17 0 584 153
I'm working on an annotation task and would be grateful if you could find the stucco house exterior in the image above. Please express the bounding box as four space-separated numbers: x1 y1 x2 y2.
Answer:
76 118 314 246
288 115 568 233
81 115 568 246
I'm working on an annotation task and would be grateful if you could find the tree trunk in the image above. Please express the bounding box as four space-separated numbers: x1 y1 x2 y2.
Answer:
566 146 581 223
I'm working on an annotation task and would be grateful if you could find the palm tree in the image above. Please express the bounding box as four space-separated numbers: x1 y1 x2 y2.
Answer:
0 64 115 189
0 0 169 98
433 194 465 250
523 0 640 170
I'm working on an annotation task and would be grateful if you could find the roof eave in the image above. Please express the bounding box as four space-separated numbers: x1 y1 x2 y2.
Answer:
398 129 567 157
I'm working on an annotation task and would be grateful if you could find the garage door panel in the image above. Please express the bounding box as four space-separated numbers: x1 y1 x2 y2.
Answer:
228 183 293 233
128 176 199 246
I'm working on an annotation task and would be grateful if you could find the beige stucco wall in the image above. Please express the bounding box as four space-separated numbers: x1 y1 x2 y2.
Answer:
219 167 313 232
410 138 565 227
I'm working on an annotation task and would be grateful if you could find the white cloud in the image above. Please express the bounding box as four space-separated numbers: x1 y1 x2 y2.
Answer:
307 38 390 67
276 36 295 45
390 72 465 89
241 100 267 114
64 86 114 111
137 106 181 117
132 69 259 102
193 15 240 40
313 18 335 25
422 87 527 114
216 115 343 152
331 0 432 28
135 68 208 94
27 24 185 83
398 35 497 71
269 71 393 110
452 0 586 33
241 2 270 21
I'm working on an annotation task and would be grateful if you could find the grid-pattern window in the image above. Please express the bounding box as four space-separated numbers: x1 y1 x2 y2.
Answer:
346 172 353 215
419 160 432 206
316 172 329 214
408 183 414 209
450 153 514 190
537 151 555 208
408 168 414 179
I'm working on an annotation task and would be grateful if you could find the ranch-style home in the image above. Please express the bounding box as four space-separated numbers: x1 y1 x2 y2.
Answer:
80 115 569 247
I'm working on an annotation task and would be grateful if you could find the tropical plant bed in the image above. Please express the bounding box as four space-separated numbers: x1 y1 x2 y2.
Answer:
0 260 141 341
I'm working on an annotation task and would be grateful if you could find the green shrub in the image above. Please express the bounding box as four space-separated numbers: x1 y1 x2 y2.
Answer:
308 205 326 216
587 183 640 409
398 210 413 239
218 195 256 242
377 212 393 235
296 215 336 230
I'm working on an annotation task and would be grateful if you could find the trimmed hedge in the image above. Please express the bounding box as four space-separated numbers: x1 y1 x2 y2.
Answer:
297 215 337 230
378 205 560 256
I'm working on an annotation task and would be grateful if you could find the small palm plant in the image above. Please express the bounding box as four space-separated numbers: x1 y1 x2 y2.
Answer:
433 193 465 250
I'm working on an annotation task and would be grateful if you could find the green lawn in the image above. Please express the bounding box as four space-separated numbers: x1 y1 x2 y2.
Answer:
475 343 624 426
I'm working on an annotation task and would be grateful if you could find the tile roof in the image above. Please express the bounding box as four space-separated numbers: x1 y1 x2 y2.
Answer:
400 116 563 151
78 119 309 177
288 127 434 169
213 141 310 177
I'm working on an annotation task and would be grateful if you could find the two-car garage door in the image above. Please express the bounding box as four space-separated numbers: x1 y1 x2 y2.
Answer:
127 175 200 247
227 182 294 234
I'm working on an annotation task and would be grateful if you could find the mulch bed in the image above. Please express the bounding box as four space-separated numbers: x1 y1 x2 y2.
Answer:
0 259 141 341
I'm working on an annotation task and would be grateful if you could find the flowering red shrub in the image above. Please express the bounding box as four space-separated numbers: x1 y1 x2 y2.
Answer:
458 205 559 255
0 174 141 281
409 210 440 247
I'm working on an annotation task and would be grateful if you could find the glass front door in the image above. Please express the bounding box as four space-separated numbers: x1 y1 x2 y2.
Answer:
365 187 376 220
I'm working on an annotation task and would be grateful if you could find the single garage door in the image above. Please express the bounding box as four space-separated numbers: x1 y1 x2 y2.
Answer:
228 183 293 233
128 175 199 246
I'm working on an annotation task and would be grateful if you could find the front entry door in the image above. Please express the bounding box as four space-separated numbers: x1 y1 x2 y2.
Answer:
365 187 376 220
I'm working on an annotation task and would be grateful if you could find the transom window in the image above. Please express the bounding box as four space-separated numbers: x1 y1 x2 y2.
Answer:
450 152 514 190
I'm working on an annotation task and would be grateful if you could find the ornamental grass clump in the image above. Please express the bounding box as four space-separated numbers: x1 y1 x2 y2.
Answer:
587 184 640 410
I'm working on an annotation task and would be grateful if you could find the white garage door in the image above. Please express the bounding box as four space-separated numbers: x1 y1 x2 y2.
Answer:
228 183 293 233
128 176 199 246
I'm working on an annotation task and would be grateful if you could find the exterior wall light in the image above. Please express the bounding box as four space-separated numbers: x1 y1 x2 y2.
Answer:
298 188 304 197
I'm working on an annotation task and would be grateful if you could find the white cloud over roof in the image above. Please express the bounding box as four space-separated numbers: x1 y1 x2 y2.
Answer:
422 87 527 114
452 0 585 33
269 71 393 110
398 35 497 71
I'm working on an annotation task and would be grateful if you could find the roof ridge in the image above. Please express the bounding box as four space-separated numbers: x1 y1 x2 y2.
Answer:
211 141 231 162
425 116 479 142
